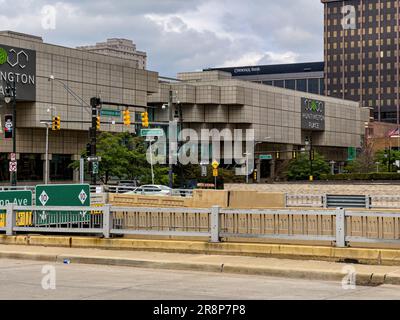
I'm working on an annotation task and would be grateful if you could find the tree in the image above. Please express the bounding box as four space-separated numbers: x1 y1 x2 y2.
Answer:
345 140 376 174
375 149 400 173
286 152 330 181
71 132 170 185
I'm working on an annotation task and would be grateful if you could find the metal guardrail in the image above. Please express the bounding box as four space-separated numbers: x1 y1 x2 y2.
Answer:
286 194 400 209
98 185 194 197
2 205 400 247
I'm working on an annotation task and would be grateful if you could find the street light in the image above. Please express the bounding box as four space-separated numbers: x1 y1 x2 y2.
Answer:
147 138 155 185
305 137 313 182
244 152 252 184
41 106 56 185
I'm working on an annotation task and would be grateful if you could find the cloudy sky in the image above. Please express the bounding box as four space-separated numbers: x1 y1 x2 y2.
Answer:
0 0 324 77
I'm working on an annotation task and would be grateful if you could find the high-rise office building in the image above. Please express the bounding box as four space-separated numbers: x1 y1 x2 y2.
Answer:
77 38 147 70
322 0 400 123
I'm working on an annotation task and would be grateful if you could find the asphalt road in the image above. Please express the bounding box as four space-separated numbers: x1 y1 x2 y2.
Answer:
0 258 400 300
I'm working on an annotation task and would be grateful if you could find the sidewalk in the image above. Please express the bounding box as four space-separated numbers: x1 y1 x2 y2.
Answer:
1 244 400 286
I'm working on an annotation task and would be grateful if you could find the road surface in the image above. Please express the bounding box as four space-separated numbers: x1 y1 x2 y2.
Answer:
0 258 399 300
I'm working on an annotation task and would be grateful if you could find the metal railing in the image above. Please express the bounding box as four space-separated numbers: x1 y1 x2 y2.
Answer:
286 194 400 209
2 205 400 248
100 185 194 197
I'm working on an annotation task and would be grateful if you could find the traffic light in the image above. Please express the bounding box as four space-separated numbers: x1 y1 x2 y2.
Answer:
96 116 101 131
253 169 258 181
292 151 298 160
276 151 280 160
90 97 101 108
141 111 149 128
123 110 131 126
86 143 91 156
52 116 61 131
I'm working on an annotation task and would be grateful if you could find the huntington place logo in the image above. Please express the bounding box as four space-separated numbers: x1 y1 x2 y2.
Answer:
0 48 7 65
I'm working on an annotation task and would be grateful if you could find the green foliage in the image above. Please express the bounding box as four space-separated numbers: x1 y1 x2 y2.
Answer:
374 150 400 173
71 132 170 185
286 152 330 181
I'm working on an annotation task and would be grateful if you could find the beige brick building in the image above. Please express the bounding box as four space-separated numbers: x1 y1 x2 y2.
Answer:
149 71 370 180
0 31 157 183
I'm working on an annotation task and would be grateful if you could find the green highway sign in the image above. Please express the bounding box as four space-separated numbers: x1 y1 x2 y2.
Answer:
260 155 273 160
100 109 121 117
0 191 32 209
35 184 91 226
347 147 357 161
92 162 99 174
140 128 164 137
0 191 33 227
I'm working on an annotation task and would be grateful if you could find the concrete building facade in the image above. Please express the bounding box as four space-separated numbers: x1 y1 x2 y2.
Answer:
0 31 158 183
149 71 370 180
77 38 147 70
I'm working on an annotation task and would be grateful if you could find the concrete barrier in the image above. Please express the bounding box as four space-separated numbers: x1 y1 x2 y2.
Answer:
109 190 285 209
228 191 285 208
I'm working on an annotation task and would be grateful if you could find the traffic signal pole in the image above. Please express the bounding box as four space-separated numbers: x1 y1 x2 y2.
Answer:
90 97 100 185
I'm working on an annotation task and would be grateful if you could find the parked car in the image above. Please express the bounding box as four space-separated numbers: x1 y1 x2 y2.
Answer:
126 185 172 196
110 180 139 193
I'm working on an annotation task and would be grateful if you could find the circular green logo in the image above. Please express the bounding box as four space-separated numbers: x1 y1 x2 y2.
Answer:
0 48 7 65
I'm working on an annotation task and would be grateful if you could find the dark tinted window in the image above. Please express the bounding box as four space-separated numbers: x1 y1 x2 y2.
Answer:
285 80 295 90
308 79 319 94
274 80 284 88
296 79 307 92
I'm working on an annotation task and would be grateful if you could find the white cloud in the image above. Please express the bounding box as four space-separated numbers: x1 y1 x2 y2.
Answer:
0 0 324 76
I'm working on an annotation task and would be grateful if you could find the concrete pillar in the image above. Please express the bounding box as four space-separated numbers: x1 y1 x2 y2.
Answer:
71 155 81 183
256 160 261 183
41 153 52 183
270 160 276 180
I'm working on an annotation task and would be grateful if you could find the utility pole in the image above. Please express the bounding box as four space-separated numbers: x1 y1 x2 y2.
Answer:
90 97 101 185
168 90 174 188
11 79 17 187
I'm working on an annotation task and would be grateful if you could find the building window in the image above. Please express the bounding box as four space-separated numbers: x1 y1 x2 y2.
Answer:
18 154 43 182
308 79 319 94
50 155 73 181
284 79 295 90
274 80 284 88
296 79 307 92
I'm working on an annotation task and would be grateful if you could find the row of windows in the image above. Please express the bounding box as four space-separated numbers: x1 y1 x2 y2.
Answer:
252 78 324 95
0 154 73 182
328 1 398 15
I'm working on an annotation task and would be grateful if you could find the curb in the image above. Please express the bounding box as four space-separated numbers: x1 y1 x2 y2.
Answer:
0 250 398 286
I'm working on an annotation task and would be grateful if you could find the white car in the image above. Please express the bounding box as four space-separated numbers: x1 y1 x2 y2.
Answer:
127 185 172 196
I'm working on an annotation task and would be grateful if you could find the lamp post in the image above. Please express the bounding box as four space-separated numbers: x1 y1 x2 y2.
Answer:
147 138 155 185
41 107 56 185
4 79 17 187
244 152 252 184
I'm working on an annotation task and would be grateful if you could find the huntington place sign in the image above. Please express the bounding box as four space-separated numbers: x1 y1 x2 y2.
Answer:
301 97 325 131
0 44 36 101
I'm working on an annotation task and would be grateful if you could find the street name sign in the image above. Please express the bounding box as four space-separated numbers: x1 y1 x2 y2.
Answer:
140 128 164 137
0 191 32 227
35 184 91 226
100 109 121 117
260 155 273 160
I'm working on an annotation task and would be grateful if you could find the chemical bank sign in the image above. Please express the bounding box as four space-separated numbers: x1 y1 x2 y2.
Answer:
0 44 36 101
301 97 325 131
